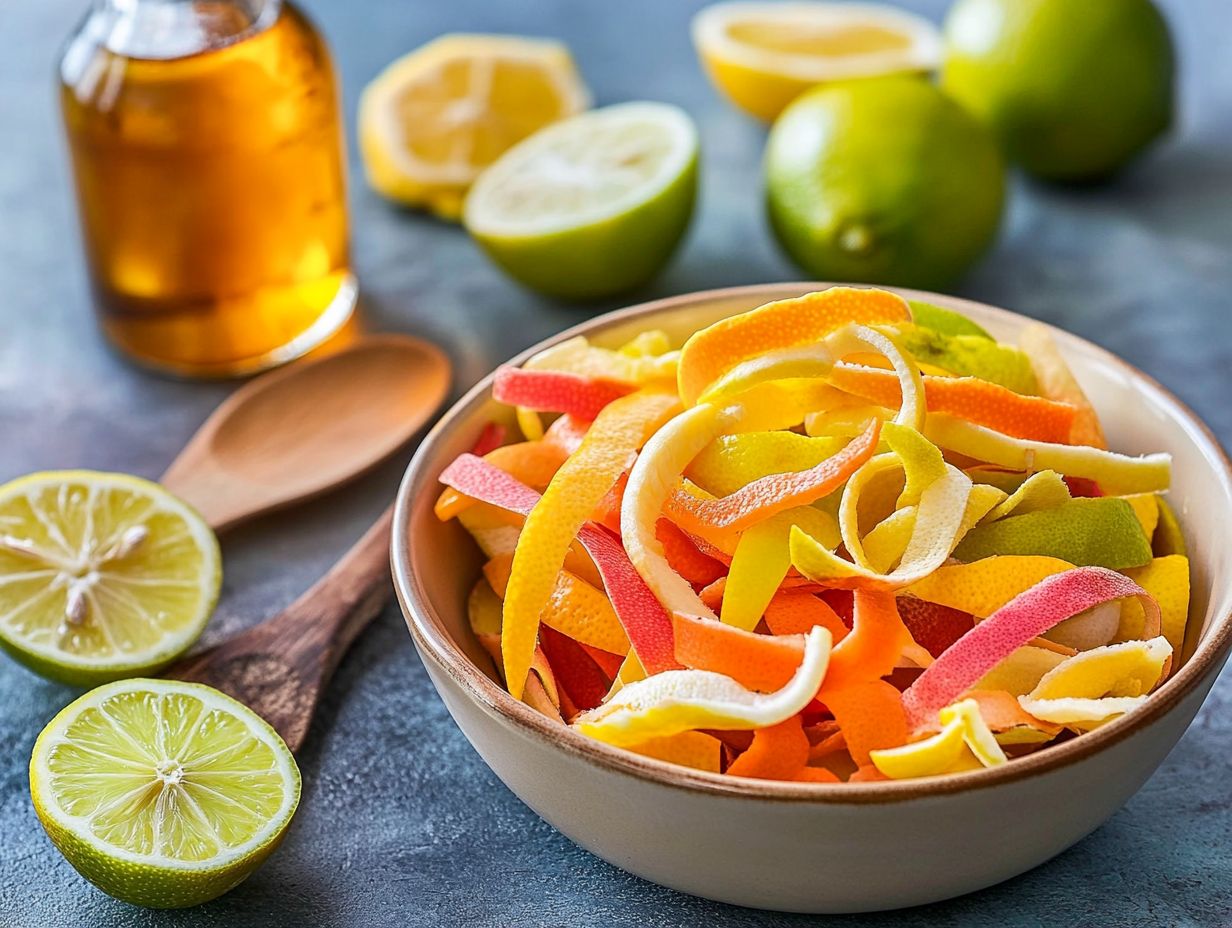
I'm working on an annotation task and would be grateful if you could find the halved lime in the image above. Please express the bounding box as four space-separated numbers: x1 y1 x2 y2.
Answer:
0 470 221 685
463 101 699 299
30 678 300 908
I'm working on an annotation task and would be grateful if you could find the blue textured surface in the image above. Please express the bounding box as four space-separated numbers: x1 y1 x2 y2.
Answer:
2 1 1231 925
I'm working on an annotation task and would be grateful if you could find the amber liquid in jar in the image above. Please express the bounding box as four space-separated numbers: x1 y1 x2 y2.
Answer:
60 0 355 377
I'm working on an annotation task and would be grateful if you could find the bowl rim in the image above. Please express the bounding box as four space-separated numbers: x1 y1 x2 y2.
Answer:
392 282 1232 805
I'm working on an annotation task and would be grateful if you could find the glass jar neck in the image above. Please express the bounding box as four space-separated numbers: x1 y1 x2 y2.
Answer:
95 0 280 58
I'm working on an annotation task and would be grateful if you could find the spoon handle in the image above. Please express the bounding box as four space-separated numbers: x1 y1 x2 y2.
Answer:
164 505 395 752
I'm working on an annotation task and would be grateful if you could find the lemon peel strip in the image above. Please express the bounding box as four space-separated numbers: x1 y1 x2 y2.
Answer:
573 626 832 747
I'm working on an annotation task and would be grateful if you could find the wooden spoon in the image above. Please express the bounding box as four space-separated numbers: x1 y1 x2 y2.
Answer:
160 334 451 751
162 334 450 532
165 505 396 752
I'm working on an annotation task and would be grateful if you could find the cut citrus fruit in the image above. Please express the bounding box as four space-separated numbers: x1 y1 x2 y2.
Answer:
692 1 942 121
29 678 300 909
0 471 221 685
464 102 698 299
359 34 590 219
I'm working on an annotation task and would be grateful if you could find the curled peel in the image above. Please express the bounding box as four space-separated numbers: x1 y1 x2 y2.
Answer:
702 324 926 433
924 414 1170 495
790 464 974 591
573 626 832 747
1018 637 1172 727
666 419 881 535
902 567 1162 730
623 403 737 621
676 287 911 406
870 698 1006 780
828 365 1078 443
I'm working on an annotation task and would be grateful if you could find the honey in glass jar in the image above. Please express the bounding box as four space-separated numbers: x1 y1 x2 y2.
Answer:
60 0 356 377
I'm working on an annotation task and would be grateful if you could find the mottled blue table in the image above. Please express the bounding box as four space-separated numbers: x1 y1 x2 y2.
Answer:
3 1 1231 925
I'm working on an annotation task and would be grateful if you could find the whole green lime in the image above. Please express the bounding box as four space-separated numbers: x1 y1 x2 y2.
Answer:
942 0 1174 182
765 75 1005 291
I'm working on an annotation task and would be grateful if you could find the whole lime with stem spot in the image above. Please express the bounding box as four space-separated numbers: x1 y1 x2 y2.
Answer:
764 75 1005 291
941 0 1174 182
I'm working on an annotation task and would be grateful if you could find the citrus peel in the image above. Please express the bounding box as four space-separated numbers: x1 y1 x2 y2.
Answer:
572 626 832 747
434 286 1184 783
902 567 1162 730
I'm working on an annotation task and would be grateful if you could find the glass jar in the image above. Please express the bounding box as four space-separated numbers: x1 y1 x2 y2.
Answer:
60 0 356 377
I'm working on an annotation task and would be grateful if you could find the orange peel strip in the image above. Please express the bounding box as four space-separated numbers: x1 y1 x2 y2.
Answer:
672 612 806 692
819 590 912 693
828 364 1078 443
676 287 912 405
655 518 727 588
665 419 881 534
822 680 909 767
764 591 849 643
726 715 813 781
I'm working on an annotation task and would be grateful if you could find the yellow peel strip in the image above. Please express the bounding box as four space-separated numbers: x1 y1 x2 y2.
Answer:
621 403 739 620
923 414 1171 495
1018 637 1173 727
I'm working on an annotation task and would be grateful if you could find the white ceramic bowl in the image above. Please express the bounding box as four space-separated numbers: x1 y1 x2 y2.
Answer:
391 284 1232 913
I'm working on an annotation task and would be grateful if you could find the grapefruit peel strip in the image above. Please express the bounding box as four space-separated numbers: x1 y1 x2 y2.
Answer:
901 567 1162 731
492 367 636 420
439 454 680 680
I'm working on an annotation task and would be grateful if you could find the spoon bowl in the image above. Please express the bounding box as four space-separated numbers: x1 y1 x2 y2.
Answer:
162 334 451 531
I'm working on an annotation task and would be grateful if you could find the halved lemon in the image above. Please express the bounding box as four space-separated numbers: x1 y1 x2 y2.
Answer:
359 34 591 220
30 678 300 908
692 1 942 121
0 471 221 685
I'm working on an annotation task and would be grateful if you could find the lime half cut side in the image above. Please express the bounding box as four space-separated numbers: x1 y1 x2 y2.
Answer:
30 678 301 909
463 101 699 299
0 470 221 685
